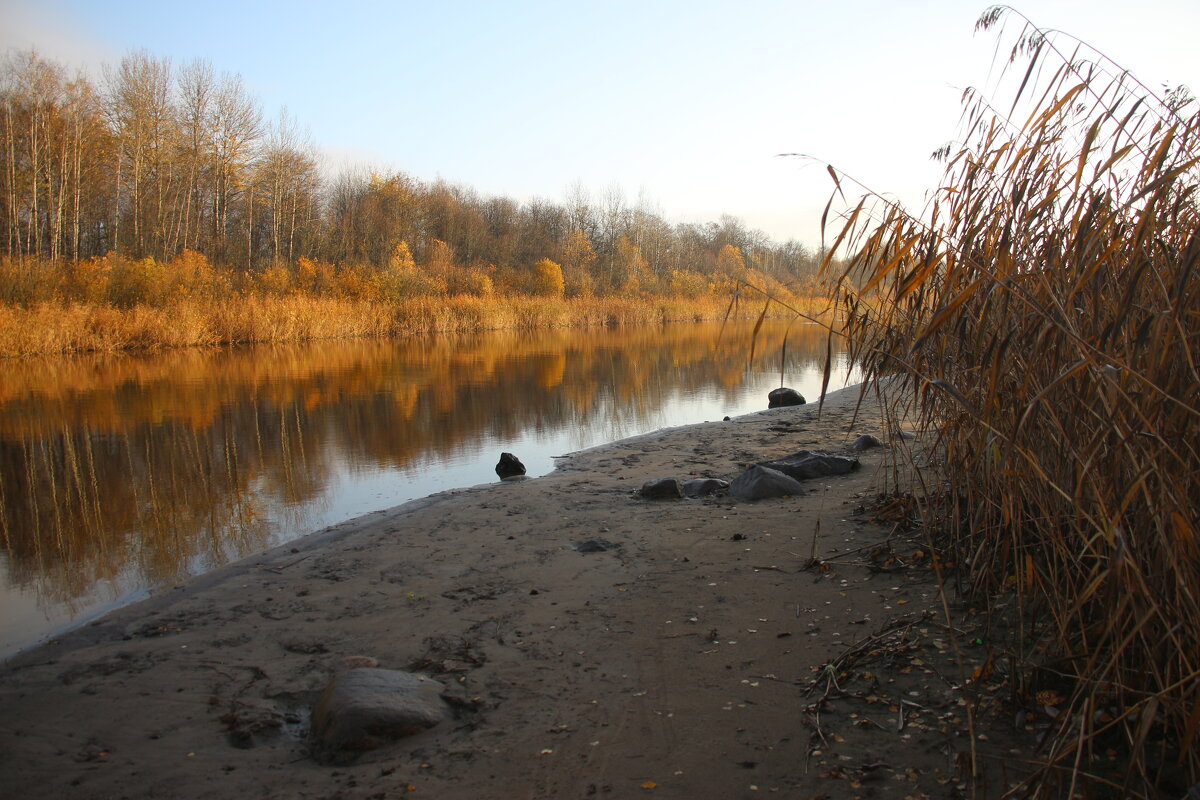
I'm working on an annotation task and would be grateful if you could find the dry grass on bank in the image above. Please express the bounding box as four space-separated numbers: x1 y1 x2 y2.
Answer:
814 8 1200 797
0 292 832 357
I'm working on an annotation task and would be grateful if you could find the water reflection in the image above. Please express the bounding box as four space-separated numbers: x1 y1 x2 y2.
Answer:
0 320 853 658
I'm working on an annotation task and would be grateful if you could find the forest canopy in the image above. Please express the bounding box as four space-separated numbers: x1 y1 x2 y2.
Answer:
0 48 821 304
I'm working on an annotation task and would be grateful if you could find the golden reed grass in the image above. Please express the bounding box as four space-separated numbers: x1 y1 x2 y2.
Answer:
800 7 1199 796
0 292 830 358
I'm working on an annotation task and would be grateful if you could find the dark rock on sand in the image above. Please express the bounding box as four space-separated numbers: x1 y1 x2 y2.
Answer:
767 387 806 408
573 539 618 553
729 465 806 500
312 669 447 753
495 452 527 479
682 478 729 498
759 451 860 481
852 434 885 451
640 478 684 499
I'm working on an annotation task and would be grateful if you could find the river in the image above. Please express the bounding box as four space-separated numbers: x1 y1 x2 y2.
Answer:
0 319 856 660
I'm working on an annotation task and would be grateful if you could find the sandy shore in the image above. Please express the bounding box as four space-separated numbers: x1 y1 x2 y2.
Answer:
0 383 1028 799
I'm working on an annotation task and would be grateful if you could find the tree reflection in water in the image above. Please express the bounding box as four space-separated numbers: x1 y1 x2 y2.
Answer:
0 320 852 657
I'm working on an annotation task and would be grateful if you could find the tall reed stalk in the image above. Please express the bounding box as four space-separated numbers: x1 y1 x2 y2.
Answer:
821 6 1198 796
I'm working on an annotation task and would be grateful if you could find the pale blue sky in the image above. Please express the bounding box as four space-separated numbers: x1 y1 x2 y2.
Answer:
2 0 1198 246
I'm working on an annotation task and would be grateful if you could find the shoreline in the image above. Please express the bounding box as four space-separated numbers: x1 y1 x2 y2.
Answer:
0 324 854 664
0 381 1028 798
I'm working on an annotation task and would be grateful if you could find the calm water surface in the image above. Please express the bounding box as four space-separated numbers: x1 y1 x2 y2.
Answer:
0 320 855 659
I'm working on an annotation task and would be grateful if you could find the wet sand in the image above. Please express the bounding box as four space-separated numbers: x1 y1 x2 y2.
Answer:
0 383 1028 799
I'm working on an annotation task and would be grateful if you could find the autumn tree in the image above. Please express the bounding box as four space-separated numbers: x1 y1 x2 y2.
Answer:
716 243 745 276
1 51 110 262
206 72 261 265
105 51 178 257
175 58 214 254
530 258 565 298
251 108 319 266
560 228 596 296
612 235 649 294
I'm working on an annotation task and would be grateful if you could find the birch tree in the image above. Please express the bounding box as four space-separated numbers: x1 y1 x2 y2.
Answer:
105 51 176 257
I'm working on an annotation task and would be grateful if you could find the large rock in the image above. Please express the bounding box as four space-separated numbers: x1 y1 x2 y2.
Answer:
312 669 447 753
495 452 526 479
767 387 806 408
640 478 684 499
759 451 860 480
729 465 806 500
682 478 729 498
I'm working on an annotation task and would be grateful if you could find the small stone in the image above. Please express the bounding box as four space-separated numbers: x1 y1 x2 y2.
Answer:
682 478 729 498
852 434 885 451
574 539 617 553
578 542 624 554
640 478 683 499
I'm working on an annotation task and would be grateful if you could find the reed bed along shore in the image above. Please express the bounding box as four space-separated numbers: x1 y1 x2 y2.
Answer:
809 7 1200 797
0 291 830 358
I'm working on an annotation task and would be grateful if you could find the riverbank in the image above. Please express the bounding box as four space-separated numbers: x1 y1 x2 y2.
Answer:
0 291 831 358
0 382 1030 798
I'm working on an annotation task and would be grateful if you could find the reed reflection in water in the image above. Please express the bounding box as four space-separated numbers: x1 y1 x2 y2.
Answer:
0 320 855 658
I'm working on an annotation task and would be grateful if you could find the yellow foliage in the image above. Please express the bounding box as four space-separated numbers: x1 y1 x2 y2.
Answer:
446 267 494 297
717 244 745 276
70 256 113 303
613 236 649 294
334 264 379 301
108 256 167 307
166 249 229 301
424 239 454 274
530 258 565 298
295 257 336 295
668 268 709 298
388 241 416 274
257 264 294 296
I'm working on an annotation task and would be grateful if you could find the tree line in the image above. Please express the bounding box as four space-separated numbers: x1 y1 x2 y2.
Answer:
1 48 821 303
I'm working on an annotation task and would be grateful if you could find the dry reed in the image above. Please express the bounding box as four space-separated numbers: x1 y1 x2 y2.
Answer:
0 291 830 357
816 7 1199 796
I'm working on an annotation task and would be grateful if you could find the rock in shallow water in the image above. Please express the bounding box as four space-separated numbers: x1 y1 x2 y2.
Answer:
495 452 526 479
312 669 447 753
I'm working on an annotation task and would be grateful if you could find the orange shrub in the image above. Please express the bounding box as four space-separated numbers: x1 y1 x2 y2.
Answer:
530 258 565 298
